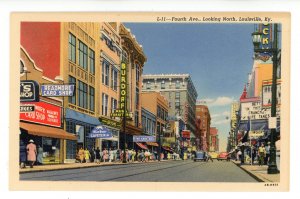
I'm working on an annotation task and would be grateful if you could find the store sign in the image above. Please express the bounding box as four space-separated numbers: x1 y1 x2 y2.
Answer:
20 80 39 102
41 84 75 97
111 62 131 118
182 130 190 139
20 105 35 112
249 131 264 138
241 101 280 121
133 136 156 142
258 24 272 62
99 116 121 128
88 125 112 138
20 101 61 127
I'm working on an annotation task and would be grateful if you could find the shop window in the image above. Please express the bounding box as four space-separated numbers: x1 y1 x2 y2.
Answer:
102 61 110 86
111 68 118 91
42 137 60 164
66 140 77 159
176 80 180 89
161 81 165 89
78 80 88 109
102 93 108 116
89 86 95 111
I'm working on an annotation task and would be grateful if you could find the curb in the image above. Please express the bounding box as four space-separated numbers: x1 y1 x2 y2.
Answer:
231 160 264 182
19 160 171 174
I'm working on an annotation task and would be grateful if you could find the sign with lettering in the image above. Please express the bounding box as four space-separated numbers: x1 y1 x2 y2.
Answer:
99 116 121 128
182 130 190 139
241 100 280 121
111 62 131 118
258 23 272 62
249 131 264 138
133 136 156 142
20 80 39 102
88 125 112 138
20 105 35 112
41 84 75 97
20 101 61 127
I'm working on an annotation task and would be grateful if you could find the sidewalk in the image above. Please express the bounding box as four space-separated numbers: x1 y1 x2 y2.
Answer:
19 160 171 174
232 160 280 182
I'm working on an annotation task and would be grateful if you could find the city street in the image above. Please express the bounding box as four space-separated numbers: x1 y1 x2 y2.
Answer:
20 160 257 182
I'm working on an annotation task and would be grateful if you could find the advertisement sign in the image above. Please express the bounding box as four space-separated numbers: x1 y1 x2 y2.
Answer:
133 136 156 142
258 24 272 62
88 125 112 138
20 80 39 102
241 100 280 121
20 105 35 112
20 101 61 127
182 130 190 139
249 131 264 138
41 84 75 97
99 116 121 128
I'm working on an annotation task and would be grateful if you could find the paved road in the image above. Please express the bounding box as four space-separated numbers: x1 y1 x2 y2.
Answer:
20 160 257 182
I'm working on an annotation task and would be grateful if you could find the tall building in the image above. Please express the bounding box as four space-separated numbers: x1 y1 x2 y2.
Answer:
209 127 219 152
195 103 211 151
230 101 239 149
20 22 146 162
142 74 198 137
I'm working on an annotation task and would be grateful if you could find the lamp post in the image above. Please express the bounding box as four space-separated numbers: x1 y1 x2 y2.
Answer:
252 24 279 174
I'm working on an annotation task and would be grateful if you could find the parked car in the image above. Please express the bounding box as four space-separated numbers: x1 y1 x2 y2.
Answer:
217 152 230 161
193 151 207 162
208 152 219 159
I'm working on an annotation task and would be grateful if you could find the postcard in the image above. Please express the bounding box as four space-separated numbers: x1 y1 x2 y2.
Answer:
10 12 290 191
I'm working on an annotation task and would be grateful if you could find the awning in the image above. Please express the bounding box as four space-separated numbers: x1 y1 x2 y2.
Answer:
65 108 100 126
136 142 148 150
20 122 77 140
162 146 173 152
146 142 159 147
238 119 280 131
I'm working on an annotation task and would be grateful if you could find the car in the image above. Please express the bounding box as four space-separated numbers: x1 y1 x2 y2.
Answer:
193 151 207 162
208 152 219 159
217 152 230 161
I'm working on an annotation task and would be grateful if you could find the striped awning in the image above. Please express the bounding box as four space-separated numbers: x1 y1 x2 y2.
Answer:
136 142 148 150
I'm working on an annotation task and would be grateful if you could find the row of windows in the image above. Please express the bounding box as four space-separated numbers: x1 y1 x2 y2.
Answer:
68 33 95 75
101 33 122 56
101 93 118 116
142 116 155 136
157 105 168 121
102 60 118 91
68 76 95 111
145 80 182 90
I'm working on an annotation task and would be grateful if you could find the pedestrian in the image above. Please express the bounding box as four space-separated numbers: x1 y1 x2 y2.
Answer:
95 147 101 164
84 148 91 163
258 143 266 166
132 150 136 162
26 139 37 168
116 149 120 162
19 140 27 169
237 150 242 161
90 147 95 163
251 146 257 164
128 149 132 162
109 148 114 162
78 147 85 163
265 142 271 165
103 148 108 162
37 145 43 165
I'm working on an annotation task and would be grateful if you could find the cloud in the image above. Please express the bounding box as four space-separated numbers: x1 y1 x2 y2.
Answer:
202 96 235 107
212 119 230 125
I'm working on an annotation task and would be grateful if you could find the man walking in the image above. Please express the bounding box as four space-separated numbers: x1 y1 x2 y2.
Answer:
258 143 266 166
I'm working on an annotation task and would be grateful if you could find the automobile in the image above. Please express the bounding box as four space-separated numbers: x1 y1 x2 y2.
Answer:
217 152 230 161
193 151 207 162
208 152 219 159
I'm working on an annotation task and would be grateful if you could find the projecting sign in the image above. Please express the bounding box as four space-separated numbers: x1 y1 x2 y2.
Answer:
133 136 156 142
41 84 75 97
88 125 112 138
20 80 39 102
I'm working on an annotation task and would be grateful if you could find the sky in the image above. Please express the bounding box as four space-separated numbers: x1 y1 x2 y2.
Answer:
125 23 255 152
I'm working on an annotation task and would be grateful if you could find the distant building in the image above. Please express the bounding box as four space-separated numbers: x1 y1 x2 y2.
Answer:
209 127 219 152
142 74 198 137
195 103 211 151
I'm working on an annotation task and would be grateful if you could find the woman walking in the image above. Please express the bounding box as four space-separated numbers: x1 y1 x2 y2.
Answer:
84 148 91 163
78 147 85 163
26 139 37 168
95 147 101 164
37 145 43 165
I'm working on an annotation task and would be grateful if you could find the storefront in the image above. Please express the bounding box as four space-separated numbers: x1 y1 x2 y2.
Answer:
65 108 101 162
98 117 120 150
20 100 76 164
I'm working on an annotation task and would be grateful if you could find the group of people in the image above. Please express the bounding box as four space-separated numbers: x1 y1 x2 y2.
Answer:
235 142 271 166
20 139 43 169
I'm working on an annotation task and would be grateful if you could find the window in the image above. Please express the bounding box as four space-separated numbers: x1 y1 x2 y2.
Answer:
176 80 180 89
142 116 146 133
136 87 139 108
68 33 76 63
136 64 140 85
102 93 108 116
68 76 76 104
161 81 165 89
175 91 180 99
78 80 88 109
135 111 139 127
89 49 95 75
89 86 95 111
79 41 88 70
175 102 180 108
111 68 118 91
111 98 117 114
102 61 109 86
146 82 151 89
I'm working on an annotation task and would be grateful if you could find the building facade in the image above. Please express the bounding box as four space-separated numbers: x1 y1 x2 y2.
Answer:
142 74 198 138
209 127 219 152
195 104 211 151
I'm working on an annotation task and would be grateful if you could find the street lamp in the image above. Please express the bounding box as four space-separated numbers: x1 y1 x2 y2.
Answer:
252 24 279 174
